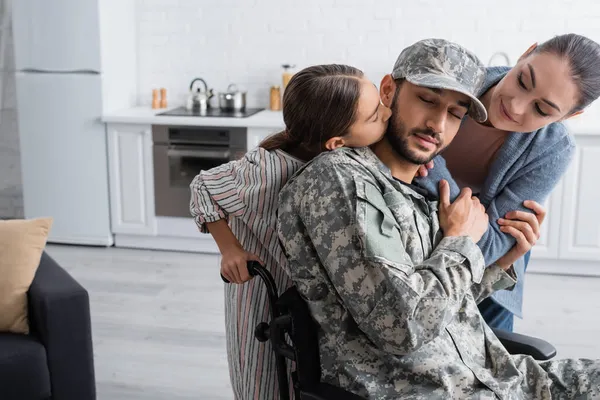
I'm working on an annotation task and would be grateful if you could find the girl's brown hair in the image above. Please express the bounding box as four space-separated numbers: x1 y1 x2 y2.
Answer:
260 64 364 160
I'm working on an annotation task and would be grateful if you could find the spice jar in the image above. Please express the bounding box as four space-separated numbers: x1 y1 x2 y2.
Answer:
282 64 296 89
269 85 282 111
152 89 160 109
159 88 167 108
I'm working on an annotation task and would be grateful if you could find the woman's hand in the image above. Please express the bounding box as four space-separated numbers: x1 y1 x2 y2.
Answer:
220 244 263 284
415 160 435 177
495 200 547 270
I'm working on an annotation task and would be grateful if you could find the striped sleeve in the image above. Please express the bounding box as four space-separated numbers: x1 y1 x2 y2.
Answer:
189 147 278 234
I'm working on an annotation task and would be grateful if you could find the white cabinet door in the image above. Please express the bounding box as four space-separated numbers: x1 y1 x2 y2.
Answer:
247 127 283 150
559 135 600 261
530 180 563 260
106 124 157 235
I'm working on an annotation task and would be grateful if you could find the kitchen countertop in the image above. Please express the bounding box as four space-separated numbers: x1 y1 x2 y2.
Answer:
102 106 285 129
103 105 600 135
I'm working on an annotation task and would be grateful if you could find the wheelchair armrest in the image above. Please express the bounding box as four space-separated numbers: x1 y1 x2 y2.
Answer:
301 382 367 400
492 328 557 361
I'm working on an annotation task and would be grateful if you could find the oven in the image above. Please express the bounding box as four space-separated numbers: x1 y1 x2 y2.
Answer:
152 124 247 218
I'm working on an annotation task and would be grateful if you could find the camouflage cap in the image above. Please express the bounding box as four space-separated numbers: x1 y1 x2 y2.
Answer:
391 38 487 122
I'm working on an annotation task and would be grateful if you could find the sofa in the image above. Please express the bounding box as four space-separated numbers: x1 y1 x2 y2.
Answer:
0 251 96 400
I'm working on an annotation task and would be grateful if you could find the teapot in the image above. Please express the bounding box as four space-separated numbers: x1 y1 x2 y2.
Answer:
186 78 214 111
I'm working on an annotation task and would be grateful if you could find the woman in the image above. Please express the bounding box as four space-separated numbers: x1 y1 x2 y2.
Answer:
415 33 600 332
190 64 391 400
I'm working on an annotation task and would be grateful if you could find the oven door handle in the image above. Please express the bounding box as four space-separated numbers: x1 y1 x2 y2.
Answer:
167 146 231 159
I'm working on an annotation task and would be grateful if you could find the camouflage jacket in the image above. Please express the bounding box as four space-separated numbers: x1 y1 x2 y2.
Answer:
277 147 555 399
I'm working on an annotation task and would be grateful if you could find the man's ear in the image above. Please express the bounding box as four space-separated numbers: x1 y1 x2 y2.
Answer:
518 42 538 62
380 74 396 107
560 109 584 121
324 136 346 150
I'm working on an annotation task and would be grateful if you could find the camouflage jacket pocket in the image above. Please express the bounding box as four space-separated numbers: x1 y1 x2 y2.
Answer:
354 177 412 269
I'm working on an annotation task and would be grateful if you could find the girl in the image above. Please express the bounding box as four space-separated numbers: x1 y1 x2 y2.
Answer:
416 33 600 332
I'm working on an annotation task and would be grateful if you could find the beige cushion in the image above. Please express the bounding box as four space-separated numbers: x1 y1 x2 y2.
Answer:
0 217 53 334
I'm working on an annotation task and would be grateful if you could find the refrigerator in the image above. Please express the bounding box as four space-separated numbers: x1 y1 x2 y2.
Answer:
12 0 113 245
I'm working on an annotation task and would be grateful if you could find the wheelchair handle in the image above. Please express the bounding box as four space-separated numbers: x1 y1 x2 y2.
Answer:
220 260 261 283
220 260 280 324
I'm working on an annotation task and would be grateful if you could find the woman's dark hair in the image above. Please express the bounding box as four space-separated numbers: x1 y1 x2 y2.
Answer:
533 33 600 113
259 64 364 160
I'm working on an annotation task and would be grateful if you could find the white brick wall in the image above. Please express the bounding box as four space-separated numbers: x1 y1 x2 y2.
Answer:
137 0 600 108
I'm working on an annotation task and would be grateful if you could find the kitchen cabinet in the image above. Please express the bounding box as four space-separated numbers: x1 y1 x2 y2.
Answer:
528 134 600 276
105 125 280 236
106 123 157 235
558 136 600 261
529 180 563 260
102 109 287 253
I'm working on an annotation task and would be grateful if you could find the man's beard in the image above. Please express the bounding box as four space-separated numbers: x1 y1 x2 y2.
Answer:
385 98 444 165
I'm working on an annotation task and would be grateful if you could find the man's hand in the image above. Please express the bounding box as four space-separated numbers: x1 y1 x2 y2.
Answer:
495 200 547 270
438 180 488 242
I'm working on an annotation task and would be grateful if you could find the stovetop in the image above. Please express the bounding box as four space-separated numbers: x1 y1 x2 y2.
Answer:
157 106 264 118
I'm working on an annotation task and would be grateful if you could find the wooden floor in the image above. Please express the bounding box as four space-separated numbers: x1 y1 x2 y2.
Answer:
44 244 600 400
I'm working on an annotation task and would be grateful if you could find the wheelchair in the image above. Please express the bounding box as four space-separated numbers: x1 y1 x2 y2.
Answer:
222 261 557 400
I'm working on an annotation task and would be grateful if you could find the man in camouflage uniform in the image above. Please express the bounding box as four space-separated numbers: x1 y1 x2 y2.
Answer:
277 39 600 399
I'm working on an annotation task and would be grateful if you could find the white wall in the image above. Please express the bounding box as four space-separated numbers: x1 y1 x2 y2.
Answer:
136 0 600 108
4 0 600 220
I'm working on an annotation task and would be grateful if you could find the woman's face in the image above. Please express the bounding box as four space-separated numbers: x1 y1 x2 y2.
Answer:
486 50 581 132
344 78 391 147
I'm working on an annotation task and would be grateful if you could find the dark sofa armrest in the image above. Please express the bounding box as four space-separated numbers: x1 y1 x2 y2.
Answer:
492 328 557 361
28 252 96 400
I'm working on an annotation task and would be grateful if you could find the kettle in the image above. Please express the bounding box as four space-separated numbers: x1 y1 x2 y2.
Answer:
186 78 214 111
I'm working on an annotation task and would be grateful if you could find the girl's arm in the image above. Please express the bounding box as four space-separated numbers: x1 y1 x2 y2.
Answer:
190 148 271 283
